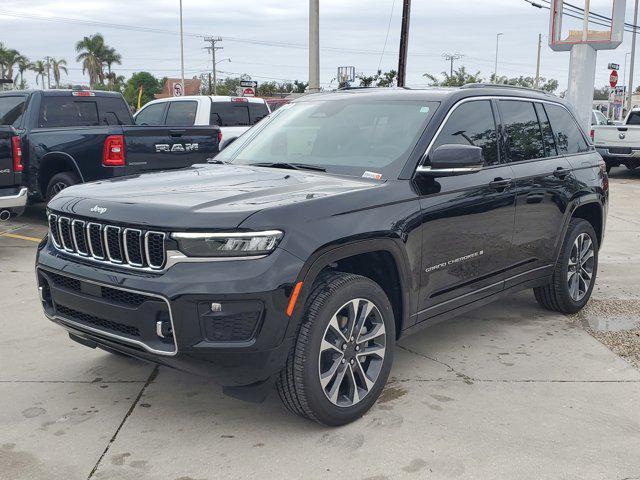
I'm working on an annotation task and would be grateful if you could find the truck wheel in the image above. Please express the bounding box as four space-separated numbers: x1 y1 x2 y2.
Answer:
534 218 598 314
276 272 395 426
46 172 80 201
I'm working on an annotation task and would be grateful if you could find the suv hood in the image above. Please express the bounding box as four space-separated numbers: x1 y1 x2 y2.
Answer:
48 164 379 229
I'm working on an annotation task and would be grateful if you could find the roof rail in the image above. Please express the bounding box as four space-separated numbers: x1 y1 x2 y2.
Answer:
460 83 554 96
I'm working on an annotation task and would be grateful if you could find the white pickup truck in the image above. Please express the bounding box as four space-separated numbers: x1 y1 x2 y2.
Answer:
134 95 270 148
592 108 640 173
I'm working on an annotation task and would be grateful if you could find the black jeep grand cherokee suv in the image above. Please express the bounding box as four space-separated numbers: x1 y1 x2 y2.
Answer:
36 85 608 426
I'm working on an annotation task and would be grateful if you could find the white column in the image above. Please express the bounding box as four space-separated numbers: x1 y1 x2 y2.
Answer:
566 44 597 133
309 0 320 93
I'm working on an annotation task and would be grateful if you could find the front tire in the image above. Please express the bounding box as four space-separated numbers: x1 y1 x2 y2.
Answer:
534 218 598 314
46 171 80 202
277 272 395 426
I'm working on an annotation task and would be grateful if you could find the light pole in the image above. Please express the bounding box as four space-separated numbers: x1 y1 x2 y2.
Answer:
628 0 639 113
494 33 503 82
179 0 185 94
309 0 320 93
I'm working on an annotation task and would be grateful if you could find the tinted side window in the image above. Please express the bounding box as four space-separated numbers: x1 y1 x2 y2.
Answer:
535 103 557 157
165 101 197 126
248 103 269 123
210 102 251 127
430 100 499 166
544 103 589 154
627 110 640 125
99 97 133 125
500 100 545 162
135 103 166 126
39 97 100 128
0 96 27 127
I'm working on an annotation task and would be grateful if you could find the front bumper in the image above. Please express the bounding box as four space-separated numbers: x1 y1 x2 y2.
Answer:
36 240 305 392
0 187 27 213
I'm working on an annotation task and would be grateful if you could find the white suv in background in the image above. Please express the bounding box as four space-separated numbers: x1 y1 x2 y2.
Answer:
134 95 271 146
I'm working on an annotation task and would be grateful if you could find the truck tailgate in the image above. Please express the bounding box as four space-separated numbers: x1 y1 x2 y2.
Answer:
123 126 219 174
593 125 640 148
0 127 17 187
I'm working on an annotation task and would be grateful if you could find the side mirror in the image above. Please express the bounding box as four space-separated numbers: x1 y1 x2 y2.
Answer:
219 136 238 151
417 144 484 177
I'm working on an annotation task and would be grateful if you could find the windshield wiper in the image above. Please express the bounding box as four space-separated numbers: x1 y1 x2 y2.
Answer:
249 162 326 172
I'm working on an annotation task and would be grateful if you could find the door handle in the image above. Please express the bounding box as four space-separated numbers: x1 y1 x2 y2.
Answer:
489 177 513 190
169 129 186 137
553 167 570 179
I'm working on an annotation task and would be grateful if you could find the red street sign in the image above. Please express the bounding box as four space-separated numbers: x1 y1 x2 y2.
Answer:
610 70 619 88
242 87 256 97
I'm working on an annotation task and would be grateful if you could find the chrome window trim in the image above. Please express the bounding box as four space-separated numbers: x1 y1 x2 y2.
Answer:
418 95 589 170
103 225 124 264
123 228 144 267
86 222 105 260
144 231 167 270
38 267 178 356
71 219 88 256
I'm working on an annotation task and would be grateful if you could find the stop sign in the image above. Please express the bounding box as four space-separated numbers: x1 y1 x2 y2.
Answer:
610 70 619 88
242 87 256 97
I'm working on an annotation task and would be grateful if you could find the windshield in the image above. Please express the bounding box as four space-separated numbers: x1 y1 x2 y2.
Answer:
218 98 439 178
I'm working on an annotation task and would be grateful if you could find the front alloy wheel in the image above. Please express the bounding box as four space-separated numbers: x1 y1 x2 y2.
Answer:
319 298 386 408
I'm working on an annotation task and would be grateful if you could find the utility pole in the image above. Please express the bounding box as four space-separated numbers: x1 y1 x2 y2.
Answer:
397 0 411 87
534 33 542 89
442 53 463 79
309 0 320 93
179 0 185 93
494 33 503 82
628 0 639 113
45 56 51 89
204 37 223 95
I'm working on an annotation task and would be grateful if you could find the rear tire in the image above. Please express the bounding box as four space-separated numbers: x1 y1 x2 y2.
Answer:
276 272 395 426
534 218 598 314
46 171 80 202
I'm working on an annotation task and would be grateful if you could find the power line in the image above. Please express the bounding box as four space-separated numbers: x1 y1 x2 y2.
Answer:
377 0 397 72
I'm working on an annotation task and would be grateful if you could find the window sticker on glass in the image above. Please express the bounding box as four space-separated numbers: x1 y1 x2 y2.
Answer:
420 106 431 113
362 171 383 180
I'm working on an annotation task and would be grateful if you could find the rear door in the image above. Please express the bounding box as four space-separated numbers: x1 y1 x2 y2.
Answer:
499 100 576 287
0 127 16 187
209 99 269 140
416 99 516 320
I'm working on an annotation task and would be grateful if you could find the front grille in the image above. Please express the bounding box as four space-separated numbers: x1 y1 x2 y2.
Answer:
57 305 141 338
46 271 149 307
48 214 166 271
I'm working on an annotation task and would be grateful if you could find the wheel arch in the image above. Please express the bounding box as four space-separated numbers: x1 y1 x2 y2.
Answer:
38 152 84 197
554 196 604 264
289 239 413 340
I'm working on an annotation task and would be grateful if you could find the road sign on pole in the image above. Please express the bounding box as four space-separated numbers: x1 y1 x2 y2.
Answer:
608 63 620 70
172 82 184 97
610 70 619 88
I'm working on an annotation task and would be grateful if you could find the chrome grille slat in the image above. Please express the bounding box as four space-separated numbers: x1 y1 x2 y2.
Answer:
71 220 88 256
47 214 166 272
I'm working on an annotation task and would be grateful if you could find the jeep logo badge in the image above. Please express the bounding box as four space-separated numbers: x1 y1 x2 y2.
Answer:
90 205 107 215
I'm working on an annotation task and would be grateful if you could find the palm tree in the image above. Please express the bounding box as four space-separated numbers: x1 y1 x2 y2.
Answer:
76 34 106 87
0 44 20 88
50 58 68 88
15 55 31 86
32 60 47 89
101 47 121 90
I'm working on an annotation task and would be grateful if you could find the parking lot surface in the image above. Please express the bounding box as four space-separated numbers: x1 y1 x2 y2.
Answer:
1 171 639 480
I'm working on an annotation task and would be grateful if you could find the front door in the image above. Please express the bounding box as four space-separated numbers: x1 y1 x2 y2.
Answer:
415 99 516 322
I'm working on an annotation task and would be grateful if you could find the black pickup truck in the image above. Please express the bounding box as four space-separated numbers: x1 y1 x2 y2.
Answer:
0 89 220 202
0 125 27 219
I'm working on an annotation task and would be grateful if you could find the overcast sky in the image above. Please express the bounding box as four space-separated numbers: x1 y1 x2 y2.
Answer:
1 0 639 91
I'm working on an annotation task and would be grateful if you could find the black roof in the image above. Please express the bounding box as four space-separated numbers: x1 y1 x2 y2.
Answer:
0 89 124 98
296 84 563 105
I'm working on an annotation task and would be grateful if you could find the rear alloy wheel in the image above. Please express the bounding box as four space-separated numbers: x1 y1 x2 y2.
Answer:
46 171 80 202
277 272 395 426
534 218 598 314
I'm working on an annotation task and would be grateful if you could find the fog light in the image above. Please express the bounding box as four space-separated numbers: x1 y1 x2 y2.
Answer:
156 320 172 339
210 302 222 312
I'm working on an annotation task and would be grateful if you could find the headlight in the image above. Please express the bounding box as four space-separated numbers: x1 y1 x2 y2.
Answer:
171 230 283 257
